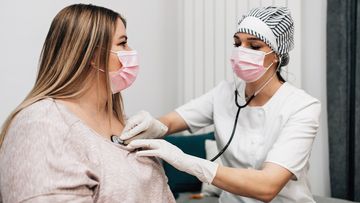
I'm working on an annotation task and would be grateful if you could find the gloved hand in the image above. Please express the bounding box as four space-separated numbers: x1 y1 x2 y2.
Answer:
120 111 168 145
127 139 219 184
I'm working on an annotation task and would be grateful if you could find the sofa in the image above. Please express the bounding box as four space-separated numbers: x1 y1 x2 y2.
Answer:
163 132 358 203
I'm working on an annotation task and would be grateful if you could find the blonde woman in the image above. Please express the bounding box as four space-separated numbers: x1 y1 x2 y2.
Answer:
0 4 175 203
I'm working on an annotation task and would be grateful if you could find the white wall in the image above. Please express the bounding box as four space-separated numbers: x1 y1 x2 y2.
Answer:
0 0 178 123
301 0 331 197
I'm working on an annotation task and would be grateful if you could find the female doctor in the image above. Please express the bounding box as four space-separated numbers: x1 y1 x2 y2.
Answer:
119 7 321 203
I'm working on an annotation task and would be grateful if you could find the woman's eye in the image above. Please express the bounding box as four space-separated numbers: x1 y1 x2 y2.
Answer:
118 41 127 47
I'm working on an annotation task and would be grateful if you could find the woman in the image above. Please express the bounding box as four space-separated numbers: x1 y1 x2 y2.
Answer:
120 7 321 203
0 4 175 203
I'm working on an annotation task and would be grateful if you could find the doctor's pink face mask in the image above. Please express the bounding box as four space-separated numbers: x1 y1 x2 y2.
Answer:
230 46 274 83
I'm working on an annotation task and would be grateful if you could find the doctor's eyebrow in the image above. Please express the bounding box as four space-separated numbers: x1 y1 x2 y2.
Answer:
247 37 262 41
233 35 262 42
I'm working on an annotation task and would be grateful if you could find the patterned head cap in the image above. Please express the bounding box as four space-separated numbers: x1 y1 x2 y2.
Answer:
237 6 294 56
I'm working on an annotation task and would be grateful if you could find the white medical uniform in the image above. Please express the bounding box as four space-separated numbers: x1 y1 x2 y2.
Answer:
176 80 321 203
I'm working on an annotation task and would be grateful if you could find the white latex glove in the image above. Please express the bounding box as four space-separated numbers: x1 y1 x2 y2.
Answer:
127 139 219 184
120 111 168 145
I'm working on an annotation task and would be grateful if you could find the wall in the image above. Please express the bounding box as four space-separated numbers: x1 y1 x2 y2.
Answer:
0 0 178 123
302 0 331 197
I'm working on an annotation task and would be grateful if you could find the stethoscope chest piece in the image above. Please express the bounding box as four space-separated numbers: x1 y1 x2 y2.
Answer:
111 135 126 145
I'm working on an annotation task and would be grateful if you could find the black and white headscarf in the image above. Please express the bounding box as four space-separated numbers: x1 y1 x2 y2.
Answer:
237 6 294 56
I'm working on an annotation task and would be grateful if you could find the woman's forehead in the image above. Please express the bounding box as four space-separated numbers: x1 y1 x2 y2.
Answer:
114 18 126 38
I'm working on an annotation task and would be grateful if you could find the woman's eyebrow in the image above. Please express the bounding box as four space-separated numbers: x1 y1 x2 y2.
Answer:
119 35 128 41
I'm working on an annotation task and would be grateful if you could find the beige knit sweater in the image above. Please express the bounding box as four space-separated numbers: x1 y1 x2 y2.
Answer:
0 99 175 203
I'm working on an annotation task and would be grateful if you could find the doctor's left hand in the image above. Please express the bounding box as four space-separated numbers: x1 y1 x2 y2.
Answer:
120 111 168 145
127 139 219 184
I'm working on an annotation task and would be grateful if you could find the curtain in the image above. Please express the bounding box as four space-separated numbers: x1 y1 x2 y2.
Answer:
327 0 360 201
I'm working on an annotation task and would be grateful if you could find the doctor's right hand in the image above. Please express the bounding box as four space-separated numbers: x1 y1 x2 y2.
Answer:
120 111 168 145
128 139 219 184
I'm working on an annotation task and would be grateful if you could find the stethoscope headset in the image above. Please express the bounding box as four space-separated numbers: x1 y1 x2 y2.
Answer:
210 57 282 162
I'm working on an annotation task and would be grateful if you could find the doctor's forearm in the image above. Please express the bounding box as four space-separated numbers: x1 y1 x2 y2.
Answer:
159 111 189 135
211 165 289 202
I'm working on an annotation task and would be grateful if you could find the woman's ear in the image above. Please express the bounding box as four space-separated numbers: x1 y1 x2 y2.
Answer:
90 48 100 67
90 60 97 68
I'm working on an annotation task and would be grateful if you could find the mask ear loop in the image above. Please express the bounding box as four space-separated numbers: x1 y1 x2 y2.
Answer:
93 67 105 72
253 55 282 96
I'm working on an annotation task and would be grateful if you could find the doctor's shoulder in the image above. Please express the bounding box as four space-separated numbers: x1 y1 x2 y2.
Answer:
280 83 321 122
212 80 237 94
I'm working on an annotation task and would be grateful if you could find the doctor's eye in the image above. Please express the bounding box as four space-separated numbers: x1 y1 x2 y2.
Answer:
250 44 261 50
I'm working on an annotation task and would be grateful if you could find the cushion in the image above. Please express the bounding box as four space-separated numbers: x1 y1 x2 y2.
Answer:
163 132 215 197
176 192 218 203
201 140 223 197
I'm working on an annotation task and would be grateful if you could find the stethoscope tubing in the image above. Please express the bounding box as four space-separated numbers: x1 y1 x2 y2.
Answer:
210 90 255 161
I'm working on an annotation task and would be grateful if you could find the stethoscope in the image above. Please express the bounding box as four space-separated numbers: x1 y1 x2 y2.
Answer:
209 60 281 162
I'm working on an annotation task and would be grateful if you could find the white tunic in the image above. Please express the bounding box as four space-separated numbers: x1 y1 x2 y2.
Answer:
176 81 321 203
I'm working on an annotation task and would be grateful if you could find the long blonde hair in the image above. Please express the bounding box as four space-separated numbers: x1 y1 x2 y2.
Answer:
0 4 126 147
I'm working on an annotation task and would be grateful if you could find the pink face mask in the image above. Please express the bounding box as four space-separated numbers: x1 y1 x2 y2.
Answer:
108 50 139 94
230 46 273 83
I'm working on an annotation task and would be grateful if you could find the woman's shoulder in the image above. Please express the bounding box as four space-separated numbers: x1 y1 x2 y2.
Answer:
17 98 56 116
10 98 70 135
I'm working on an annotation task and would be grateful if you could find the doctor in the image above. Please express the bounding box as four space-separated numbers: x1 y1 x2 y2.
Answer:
121 7 321 203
